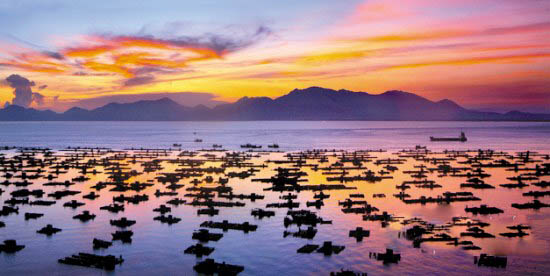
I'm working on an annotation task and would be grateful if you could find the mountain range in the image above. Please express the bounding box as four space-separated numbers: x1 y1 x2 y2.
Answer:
1 86 549 121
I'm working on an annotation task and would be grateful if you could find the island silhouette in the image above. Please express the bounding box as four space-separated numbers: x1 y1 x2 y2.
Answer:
1 86 549 121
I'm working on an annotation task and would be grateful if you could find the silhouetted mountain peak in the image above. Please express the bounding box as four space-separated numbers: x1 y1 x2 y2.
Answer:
235 96 273 105
235 96 250 103
381 90 422 98
337 89 363 94
154 97 178 104
1 86 549 121
291 86 335 94
66 106 88 113
437 99 463 110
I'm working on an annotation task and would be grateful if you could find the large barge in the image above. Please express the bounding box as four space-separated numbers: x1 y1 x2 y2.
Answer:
430 132 467 142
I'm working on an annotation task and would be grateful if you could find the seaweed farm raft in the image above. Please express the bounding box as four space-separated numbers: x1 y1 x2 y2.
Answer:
0 146 549 275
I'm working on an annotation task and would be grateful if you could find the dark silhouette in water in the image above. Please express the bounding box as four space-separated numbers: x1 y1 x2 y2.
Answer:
0 240 25 253
1 145 549 274
58 253 124 270
430 132 467 142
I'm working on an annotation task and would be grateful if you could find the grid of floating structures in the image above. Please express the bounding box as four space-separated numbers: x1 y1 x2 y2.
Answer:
0 144 549 273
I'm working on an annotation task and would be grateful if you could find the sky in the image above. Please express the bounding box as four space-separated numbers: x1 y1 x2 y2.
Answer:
0 0 549 112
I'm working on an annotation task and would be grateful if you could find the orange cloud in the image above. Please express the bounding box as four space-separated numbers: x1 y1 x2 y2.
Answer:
81 61 134 78
61 35 226 79
64 44 116 58
0 31 263 83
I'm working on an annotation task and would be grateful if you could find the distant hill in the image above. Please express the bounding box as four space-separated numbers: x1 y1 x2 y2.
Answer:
1 86 549 121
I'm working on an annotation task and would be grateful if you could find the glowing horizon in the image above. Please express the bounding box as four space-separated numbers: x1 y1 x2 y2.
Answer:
0 0 549 112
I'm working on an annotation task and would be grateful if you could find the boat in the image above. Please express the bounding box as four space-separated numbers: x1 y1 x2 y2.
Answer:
430 132 467 142
240 143 262 149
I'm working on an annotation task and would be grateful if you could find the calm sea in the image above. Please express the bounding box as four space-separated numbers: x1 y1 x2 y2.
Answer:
0 121 549 275
0 121 549 151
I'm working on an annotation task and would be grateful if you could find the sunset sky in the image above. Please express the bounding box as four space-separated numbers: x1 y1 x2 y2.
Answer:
0 0 549 112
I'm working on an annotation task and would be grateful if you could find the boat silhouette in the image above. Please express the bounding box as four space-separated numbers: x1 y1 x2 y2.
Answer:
430 132 467 142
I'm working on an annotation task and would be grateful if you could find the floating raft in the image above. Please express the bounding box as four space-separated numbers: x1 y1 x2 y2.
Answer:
200 220 257 232
284 226 317 239
112 230 133 243
370 248 401 264
297 244 319 254
193 258 244 275
189 199 245 207
251 208 275 218
100 203 124 213
37 224 62 236
192 229 223 242
93 238 112 249
110 217 136 228
330 269 368 276
474 253 507 268
465 205 504 215
266 200 299 209
184 243 215 257
297 241 345 255
197 207 219 216
349 227 370 242
154 215 181 225
63 200 85 209
512 200 550 209
24 212 44 220
0 240 25 253
285 210 332 227
29 200 56 206
58 253 124 270
152 204 171 214
73 211 96 222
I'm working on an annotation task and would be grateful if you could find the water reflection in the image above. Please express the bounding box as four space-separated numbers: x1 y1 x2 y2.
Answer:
0 146 549 275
